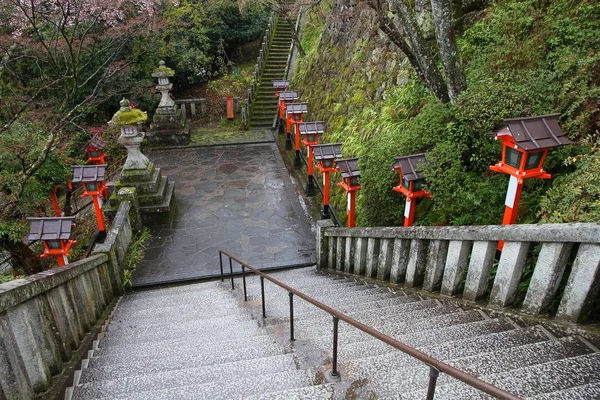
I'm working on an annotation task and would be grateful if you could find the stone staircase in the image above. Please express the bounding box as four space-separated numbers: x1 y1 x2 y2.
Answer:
250 17 294 129
67 267 600 399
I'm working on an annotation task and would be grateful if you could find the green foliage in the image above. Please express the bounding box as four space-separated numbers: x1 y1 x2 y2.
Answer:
123 227 151 289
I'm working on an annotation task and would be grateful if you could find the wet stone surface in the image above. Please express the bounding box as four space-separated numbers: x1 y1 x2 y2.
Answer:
132 143 315 286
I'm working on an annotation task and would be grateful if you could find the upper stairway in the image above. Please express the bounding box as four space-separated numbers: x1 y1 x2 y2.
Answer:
67 267 600 399
250 16 294 129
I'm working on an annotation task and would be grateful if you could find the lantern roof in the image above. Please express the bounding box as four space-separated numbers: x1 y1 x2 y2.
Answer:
279 91 299 101
391 153 428 182
286 103 308 115
71 165 107 184
107 98 148 126
272 80 289 89
298 121 325 135
493 113 571 151
27 217 75 241
152 60 175 78
336 158 360 178
313 143 343 161
83 133 105 151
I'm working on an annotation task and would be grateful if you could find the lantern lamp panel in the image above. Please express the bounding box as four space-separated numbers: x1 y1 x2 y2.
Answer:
85 182 98 192
402 176 410 190
158 77 169 85
323 159 334 168
46 240 62 250
350 176 360 187
525 151 544 170
413 179 425 191
505 147 523 169
90 150 99 157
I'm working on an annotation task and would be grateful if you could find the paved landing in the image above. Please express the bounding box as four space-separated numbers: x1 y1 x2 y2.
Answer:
132 141 315 286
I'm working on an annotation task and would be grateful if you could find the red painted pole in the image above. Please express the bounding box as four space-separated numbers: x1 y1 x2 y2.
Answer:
404 197 416 227
92 195 106 232
50 186 62 217
347 191 356 227
498 176 524 250
307 146 314 177
56 253 67 267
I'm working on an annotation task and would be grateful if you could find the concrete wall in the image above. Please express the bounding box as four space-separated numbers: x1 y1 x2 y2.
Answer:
317 222 600 323
0 202 133 399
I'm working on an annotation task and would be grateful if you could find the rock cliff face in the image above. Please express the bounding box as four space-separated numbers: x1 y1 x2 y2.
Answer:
292 1 409 136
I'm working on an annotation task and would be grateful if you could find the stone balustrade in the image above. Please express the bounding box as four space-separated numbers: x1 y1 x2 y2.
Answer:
317 221 600 323
0 202 134 398
175 98 207 120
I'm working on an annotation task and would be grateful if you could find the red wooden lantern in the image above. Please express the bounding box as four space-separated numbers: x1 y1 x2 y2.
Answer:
272 80 289 98
392 153 431 227
72 165 107 234
489 114 571 228
336 158 361 227
278 91 298 135
84 133 107 165
285 103 309 168
313 143 342 220
299 121 325 197
27 217 77 267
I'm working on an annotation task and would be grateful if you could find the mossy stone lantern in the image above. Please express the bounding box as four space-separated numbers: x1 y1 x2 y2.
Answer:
285 102 309 168
84 133 106 165
336 158 361 227
489 114 571 227
72 164 107 235
27 217 77 267
313 143 342 220
391 153 431 227
298 121 325 197
152 60 176 112
108 98 149 171
278 90 299 136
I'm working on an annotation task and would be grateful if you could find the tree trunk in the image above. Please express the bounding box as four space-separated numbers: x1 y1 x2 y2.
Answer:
430 0 466 102
2 239 44 275
389 0 450 103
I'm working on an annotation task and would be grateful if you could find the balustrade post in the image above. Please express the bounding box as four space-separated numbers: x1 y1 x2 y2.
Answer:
261 276 266 318
242 265 247 301
426 366 440 400
219 252 223 281
229 258 234 290
289 292 295 341
331 316 340 379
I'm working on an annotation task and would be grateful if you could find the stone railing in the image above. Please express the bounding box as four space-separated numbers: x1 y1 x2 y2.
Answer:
316 221 600 324
245 11 277 126
175 98 207 120
284 6 303 81
0 202 134 398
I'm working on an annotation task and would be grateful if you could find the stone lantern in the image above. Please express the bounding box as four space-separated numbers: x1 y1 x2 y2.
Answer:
106 98 175 225
298 121 325 197
313 143 342 220
147 61 190 145
336 158 361 227
285 102 308 168
391 153 431 227
278 90 299 135
27 217 77 266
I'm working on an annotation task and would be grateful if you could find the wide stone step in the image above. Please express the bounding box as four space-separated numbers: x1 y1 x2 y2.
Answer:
529 382 600 400
430 352 600 399
81 341 285 383
94 330 275 358
108 300 243 322
114 288 236 311
243 383 335 400
98 319 263 347
73 354 296 399
87 370 312 400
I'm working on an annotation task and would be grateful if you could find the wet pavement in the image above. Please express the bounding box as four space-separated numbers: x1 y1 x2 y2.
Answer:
132 139 315 286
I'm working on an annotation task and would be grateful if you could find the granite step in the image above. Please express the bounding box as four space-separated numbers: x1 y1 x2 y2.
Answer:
106 311 253 332
529 382 600 399
243 383 335 400
73 354 297 399
80 340 285 383
89 370 313 400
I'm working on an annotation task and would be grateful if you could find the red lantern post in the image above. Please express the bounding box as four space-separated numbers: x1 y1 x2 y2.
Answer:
27 217 77 266
285 103 308 168
71 165 107 234
49 185 62 217
313 143 343 220
278 91 298 136
336 158 361 227
392 153 432 227
299 121 325 197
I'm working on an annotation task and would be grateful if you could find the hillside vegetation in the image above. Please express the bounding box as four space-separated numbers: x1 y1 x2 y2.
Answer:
292 0 600 226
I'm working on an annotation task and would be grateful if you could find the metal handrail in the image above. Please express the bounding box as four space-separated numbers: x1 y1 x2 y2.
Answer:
218 250 522 400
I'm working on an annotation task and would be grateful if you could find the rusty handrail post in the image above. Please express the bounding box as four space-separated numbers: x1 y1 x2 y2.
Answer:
229 257 234 290
332 316 340 379
289 292 295 341
261 276 266 318
219 251 224 282
426 366 440 400
242 265 247 302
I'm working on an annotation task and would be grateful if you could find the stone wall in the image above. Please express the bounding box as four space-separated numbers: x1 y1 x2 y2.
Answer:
0 202 133 399
317 221 600 323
